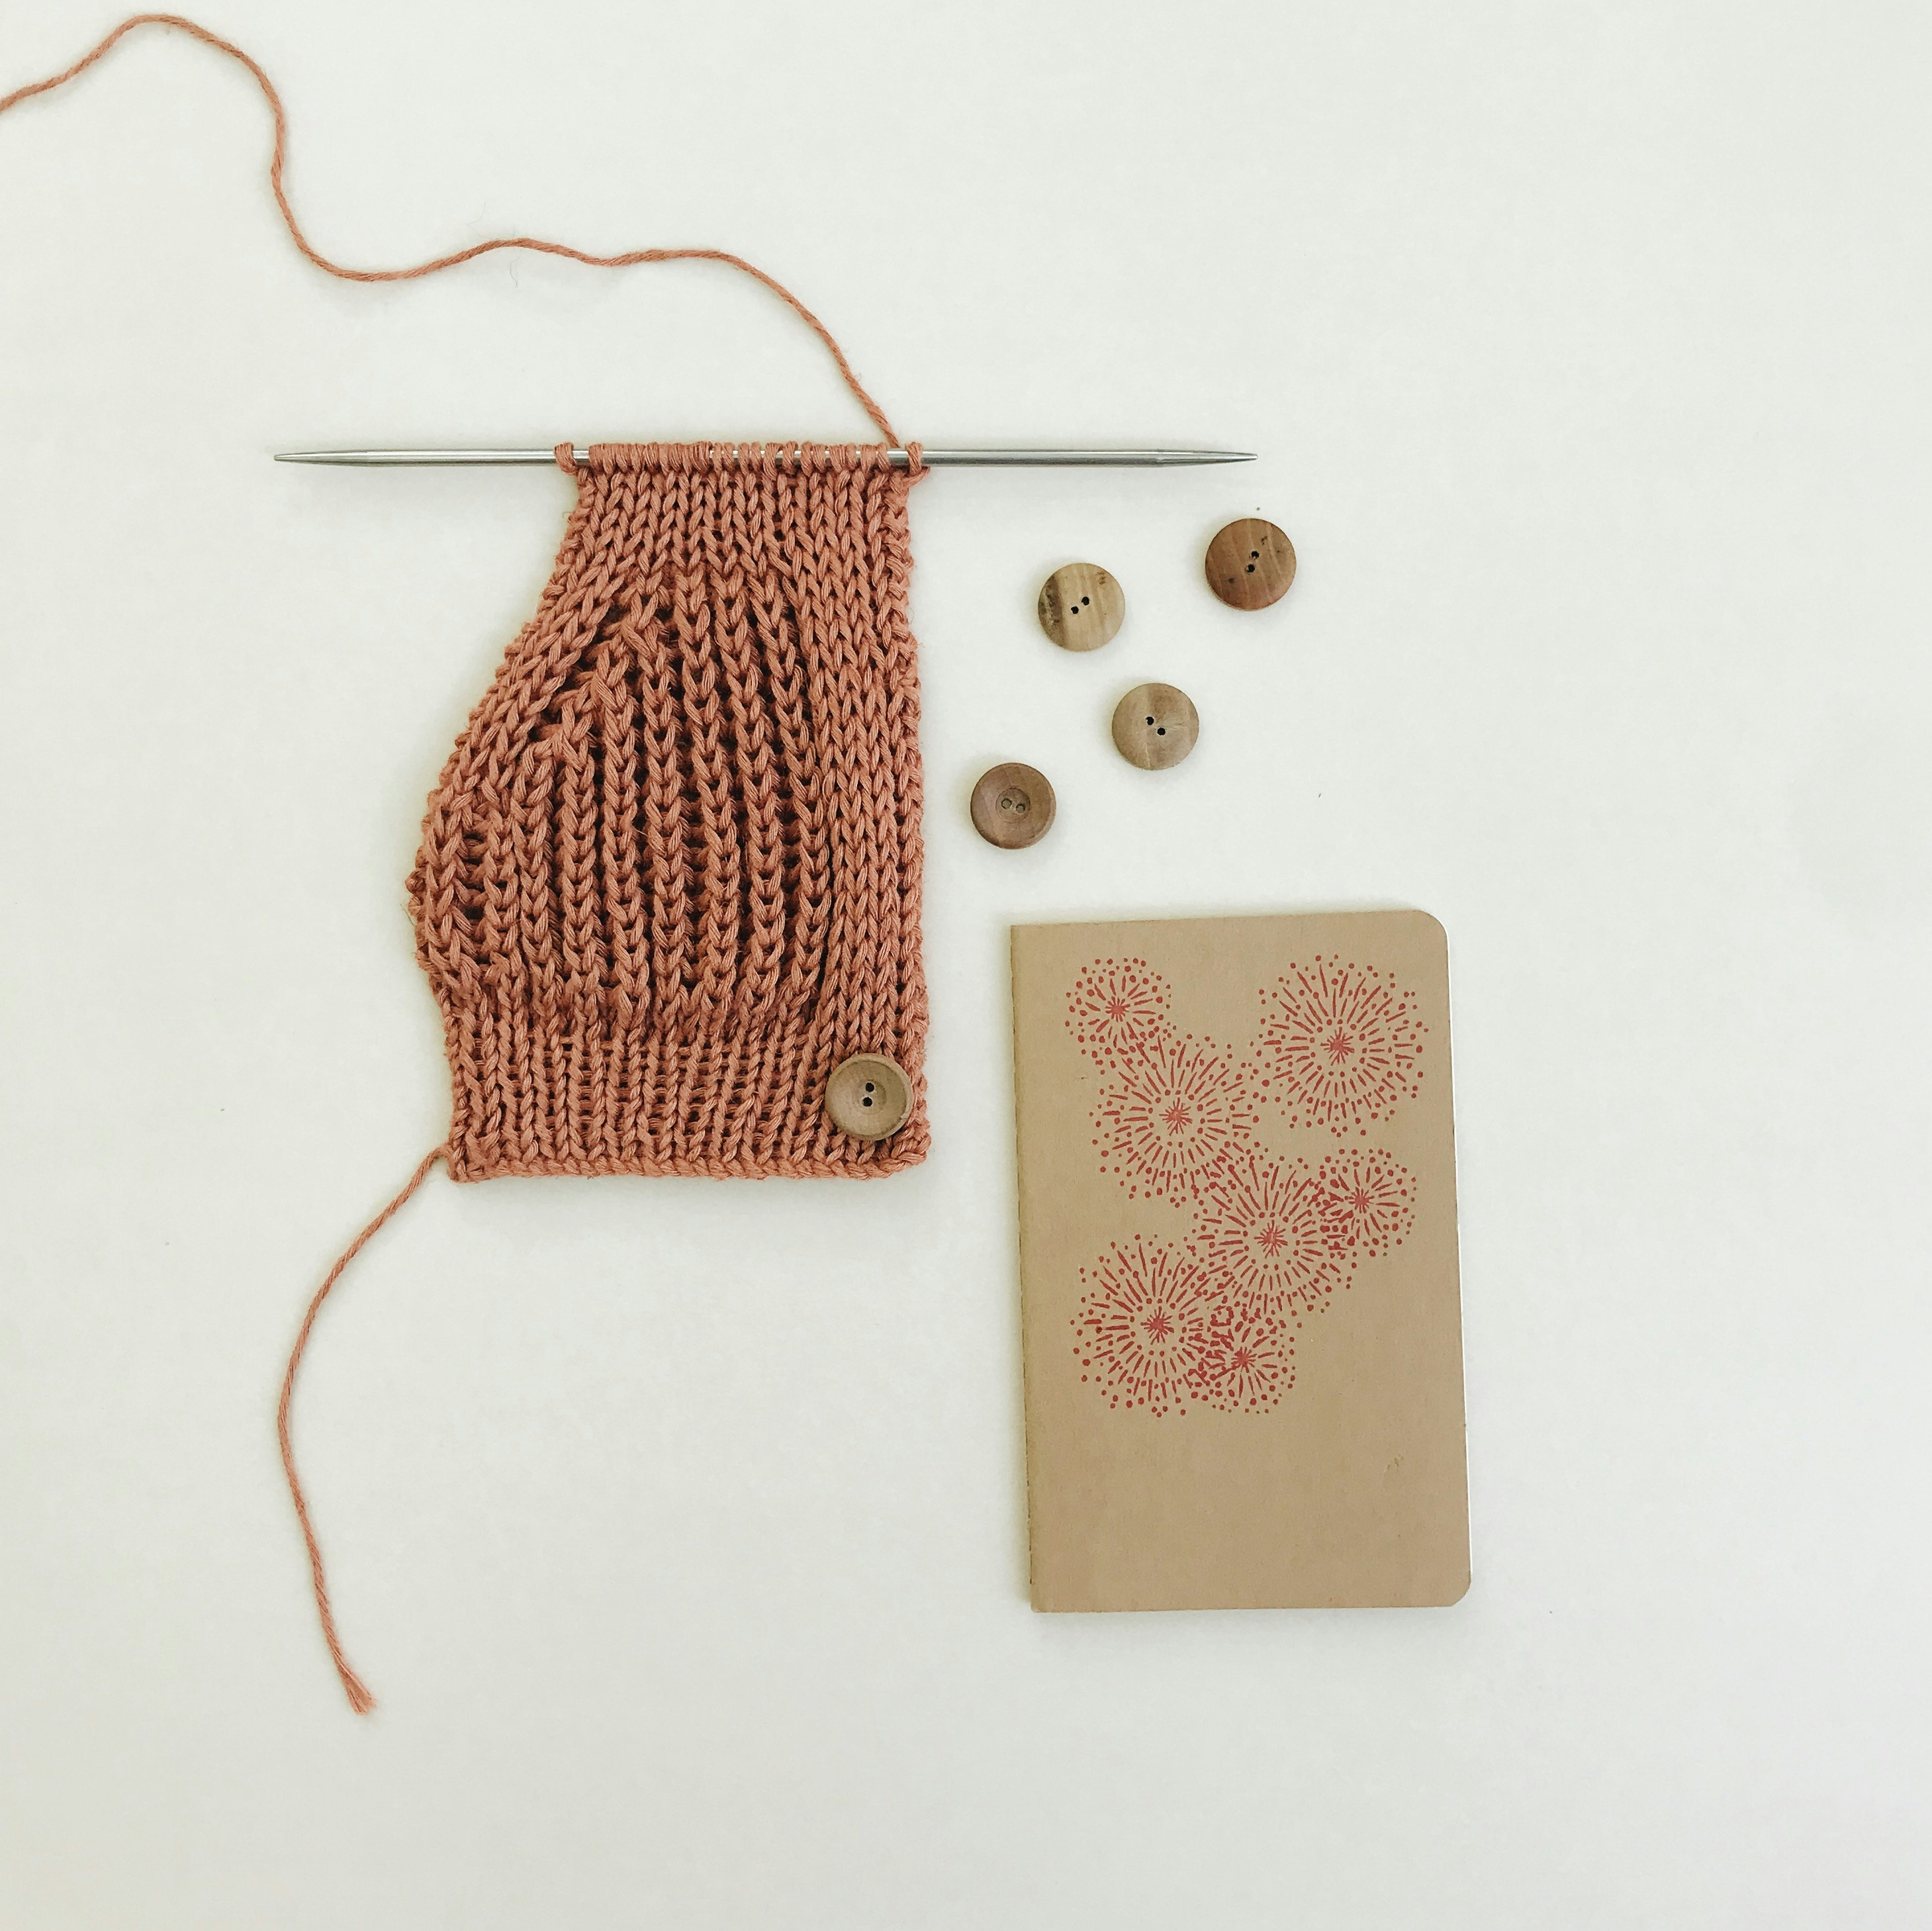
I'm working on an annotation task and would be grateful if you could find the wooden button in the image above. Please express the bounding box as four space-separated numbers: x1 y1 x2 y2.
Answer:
1206 518 1295 609
970 761 1056 848
825 1053 911 1141
1112 683 1199 770
1037 562 1125 651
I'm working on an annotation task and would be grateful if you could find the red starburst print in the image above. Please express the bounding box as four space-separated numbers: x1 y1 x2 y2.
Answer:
1193 1303 1295 1414
1188 1152 1342 1323
1252 955 1426 1137
1092 1031 1261 1204
1066 956 1173 1066
1317 1148 1416 1260
1071 1239 1218 1416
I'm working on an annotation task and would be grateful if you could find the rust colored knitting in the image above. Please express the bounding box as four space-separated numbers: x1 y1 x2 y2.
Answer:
3 17 931 1713
416 440 929 1181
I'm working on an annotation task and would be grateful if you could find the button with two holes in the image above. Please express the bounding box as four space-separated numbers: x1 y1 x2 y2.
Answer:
1036 562 1125 651
1206 518 1295 609
825 1053 912 1141
1112 683 1199 770
970 761 1056 848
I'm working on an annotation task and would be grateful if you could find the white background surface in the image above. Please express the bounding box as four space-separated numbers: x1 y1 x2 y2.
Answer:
2 3 1928 1924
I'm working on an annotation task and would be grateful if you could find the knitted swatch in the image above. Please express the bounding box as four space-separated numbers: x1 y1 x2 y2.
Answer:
412 442 929 1181
1 13 937 1716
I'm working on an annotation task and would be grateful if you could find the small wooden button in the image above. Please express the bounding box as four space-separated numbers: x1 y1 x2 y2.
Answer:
1037 562 1125 651
970 761 1056 849
1206 518 1296 609
825 1053 911 1141
1112 684 1199 770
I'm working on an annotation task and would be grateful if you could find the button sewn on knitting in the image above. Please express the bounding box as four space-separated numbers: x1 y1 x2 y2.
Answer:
825 1053 913 1141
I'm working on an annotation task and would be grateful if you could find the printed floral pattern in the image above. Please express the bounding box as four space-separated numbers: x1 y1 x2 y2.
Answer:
1072 1239 1219 1416
1252 955 1426 1137
1317 1148 1416 1261
1066 952 1424 1419
1066 956 1173 1065
1187 1153 1340 1323
1091 1031 1260 1205
1196 1304 1295 1414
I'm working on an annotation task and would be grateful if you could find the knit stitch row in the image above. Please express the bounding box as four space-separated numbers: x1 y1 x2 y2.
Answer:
410 444 930 1181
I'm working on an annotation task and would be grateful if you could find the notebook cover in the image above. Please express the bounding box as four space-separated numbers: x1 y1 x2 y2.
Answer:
1011 910 1469 1610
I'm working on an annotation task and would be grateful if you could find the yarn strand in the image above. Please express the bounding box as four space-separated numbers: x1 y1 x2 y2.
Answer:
4 19 933 1716
0 13 904 445
277 1145 447 1715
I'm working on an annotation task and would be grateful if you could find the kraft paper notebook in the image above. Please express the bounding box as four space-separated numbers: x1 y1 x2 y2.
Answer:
1011 910 1469 1610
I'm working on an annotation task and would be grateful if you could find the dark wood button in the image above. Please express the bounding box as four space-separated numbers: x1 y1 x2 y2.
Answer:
970 762 1056 848
825 1053 911 1140
1206 518 1295 609
1112 684 1199 770
1037 562 1125 651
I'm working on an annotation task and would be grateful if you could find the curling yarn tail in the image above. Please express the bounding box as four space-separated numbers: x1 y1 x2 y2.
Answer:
0 15 903 445
277 1145 446 1715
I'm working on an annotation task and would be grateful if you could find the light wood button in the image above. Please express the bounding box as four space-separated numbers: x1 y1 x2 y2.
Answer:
1037 562 1125 650
971 761 1056 848
1206 518 1296 610
1112 683 1199 770
825 1053 911 1140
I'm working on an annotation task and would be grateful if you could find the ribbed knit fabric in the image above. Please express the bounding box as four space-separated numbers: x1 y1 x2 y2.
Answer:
408 442 929 1181
0 15 940 1713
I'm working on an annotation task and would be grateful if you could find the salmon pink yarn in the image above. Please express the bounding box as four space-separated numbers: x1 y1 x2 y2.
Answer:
412 442 929 1182
1 15 935 1713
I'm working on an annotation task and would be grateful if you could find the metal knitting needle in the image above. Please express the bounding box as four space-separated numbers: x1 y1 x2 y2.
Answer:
275 446 1256 469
